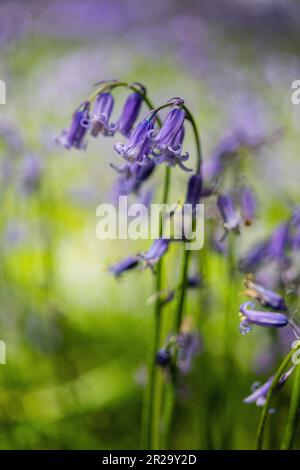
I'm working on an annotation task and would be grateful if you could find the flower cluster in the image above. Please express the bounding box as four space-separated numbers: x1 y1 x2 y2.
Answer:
57 87 191 173
238 275 300 407
240 210 300 293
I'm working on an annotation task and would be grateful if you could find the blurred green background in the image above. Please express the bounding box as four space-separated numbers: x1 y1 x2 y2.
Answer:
0 0 300 449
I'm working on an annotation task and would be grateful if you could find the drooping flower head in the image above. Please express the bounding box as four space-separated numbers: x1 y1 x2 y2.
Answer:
156 332 201 376
114 113 155 164
240 186 256 226
140 238 170 266
187 274 202 288
239 239 269 272
156 348 171 367
110 160 155 200
217 194 241 235
185 174 203 207
91 92 117 137
153 127 191 172
56 102 90 149
151 107 186 153
267 222 289 261
244 277 287 311
239 301 288 333
243 366 294 406
109 255 140 277
177 332 201 375
202 132 241 181
117 90 144 137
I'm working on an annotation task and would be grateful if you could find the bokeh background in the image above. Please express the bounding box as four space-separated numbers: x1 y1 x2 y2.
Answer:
0 0 300 449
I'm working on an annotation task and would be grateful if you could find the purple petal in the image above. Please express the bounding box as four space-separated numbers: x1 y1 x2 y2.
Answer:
239 301 288 328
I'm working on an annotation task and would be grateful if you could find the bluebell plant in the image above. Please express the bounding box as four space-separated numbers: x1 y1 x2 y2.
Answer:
57 79 206 450
57 78 300 452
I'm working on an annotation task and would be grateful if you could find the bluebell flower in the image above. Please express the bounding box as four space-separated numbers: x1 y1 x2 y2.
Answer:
56 102 90 149
141 238 170 266
21 154 42 194
177 332 201 375
292 207 300 227
151 107 186 152
185 174 203 208
187 275 202 288
156 331 200 375
203 129 271 182
291 225 300 251
217 194 240 235
202 133 241 181
152 127 190 171
114 114 155 164
138 187 154 209
111 160 155 199
109 256 140 277
267 223 289 260
245 278 287 311
156 348 171 367
239 301 288 331
117 91 143 137
244 367 294 406
133 161 156 187
147 289 175 307
239 239 269 272
241 186 256 226
91 92 117 137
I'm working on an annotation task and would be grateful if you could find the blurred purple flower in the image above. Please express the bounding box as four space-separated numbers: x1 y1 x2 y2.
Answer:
244 367 294 406
267 223 289 260
177 332 201 375
4 221 26 247
187 274 202 288
217 194 240 235
138 187 154 209
291 225 300 251
239 239 269 272
203 133 241 181
245 278 287 311
292 207 300 227
109 255 140 277
203 128 272 182
141 238 170 266
156 348 171 367
21 154 42 194
111 160 155 200
241 186 256 226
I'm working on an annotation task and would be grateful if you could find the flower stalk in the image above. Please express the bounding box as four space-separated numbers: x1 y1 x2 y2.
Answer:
256 346 300 449
281 363 300 449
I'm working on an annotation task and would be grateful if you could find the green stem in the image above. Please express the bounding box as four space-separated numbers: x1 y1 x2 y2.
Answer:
142 166 171 449
256 347 297 450
221 234 236 449
102 84 169 449
175 249 191 333
183 106 202 173
161 246 190 448
281 364 300 449
162 106 203 448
